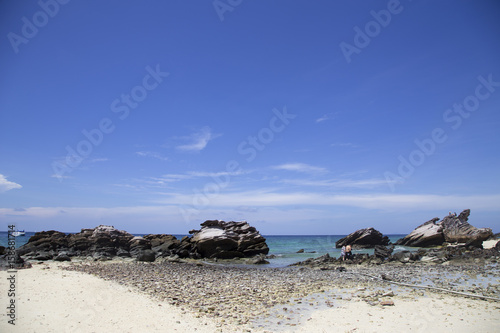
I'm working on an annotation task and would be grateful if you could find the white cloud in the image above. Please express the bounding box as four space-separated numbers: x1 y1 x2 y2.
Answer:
315 113 336 123
176 127 220 152
136 151 169 161
157 189 500 212
2 193 499 234
0 174 22 192
280 178 392 189
272 163 328 174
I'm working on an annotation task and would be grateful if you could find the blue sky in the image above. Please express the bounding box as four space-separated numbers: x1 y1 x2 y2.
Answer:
1 0 499 235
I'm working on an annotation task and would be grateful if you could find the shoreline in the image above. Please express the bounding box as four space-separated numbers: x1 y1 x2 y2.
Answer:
2 259 499 332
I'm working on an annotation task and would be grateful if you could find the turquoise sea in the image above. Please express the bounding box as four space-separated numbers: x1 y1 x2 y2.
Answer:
0 232 409 267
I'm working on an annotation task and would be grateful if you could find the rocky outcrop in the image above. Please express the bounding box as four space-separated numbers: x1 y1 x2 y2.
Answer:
189 220 269 259
396 210 493 248
335 228 390 249
17 225 136 261
374 245 394 259
292 245 500 268
13 221 269 263
394 218 444 247
441 209 493 245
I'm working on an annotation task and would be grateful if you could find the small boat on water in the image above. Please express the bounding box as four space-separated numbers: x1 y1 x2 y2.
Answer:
11 230 25 237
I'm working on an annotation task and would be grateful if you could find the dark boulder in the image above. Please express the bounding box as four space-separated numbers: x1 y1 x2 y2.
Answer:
18 225 135 260
144 234 180 252
336 228 389 249
136 249 156 262
190 220 269 259
24 230 68 252
34 251 53 261
391 250 412 263
246 254 269 265
128 236 152 257
374 245 393 259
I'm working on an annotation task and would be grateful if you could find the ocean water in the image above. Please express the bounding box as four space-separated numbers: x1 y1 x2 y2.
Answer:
0 232 408 267
263 235 407 267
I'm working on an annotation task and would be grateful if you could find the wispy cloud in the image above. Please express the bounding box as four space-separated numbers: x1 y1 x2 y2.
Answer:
157 189 500 211
0 174 22 192
176 127 221 152
272 163 328 174
280 178 392 189
136 151 169 161
119 169 249 190
315 113 336 123
50 174 73 180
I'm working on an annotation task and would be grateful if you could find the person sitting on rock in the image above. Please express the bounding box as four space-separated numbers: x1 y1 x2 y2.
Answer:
341 245 353 261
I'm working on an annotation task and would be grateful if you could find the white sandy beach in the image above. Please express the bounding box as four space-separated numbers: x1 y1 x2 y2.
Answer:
1 262 499 333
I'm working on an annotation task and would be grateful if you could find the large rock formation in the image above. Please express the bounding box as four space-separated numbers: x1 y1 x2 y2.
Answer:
17 225 137 260
335 227 390 249
441 209 493 245
396 209 493 248
394 218 444 247
13 221 269 263
189 220 269 259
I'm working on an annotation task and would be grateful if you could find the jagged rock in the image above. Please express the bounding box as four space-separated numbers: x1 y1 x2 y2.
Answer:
374 245 393 259
116 248 131 257
190 220 269 259
441 209 492 245
17 222 268 263
246 254 269 265
144 234 180 252
394 218 444 247
18 225 135 260
128 236 152 257
90 225 133 249
391 251 411 263
335 228 389 249
22 230 68 253
396 210 493 248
